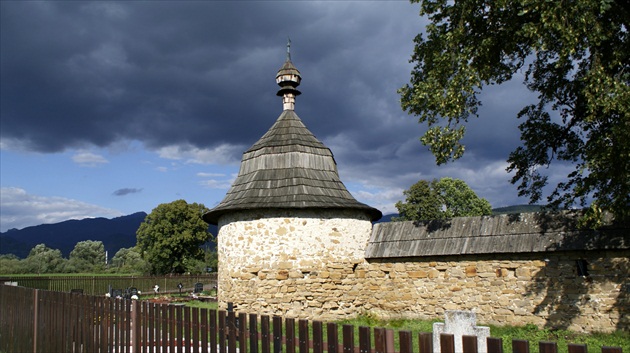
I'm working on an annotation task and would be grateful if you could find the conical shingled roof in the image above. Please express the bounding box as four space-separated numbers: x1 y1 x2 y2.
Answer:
203 55 382 225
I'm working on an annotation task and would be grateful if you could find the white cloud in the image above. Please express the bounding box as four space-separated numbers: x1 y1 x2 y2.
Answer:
199 180 233 189
156 143 244 165
72 151 109 167
197 172 226 178
0 187 122 232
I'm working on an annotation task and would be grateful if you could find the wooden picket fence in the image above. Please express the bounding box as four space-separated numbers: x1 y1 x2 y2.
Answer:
0 274 217 295
0 284 623 353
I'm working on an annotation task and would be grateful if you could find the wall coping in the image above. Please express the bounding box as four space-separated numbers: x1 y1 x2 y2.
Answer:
366 211 629 258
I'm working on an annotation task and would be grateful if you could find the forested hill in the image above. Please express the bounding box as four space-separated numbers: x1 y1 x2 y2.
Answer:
0 206 538 259
0 212 150 259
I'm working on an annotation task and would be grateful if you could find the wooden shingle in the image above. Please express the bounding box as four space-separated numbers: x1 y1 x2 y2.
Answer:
204 110 382 224
365 211 628 258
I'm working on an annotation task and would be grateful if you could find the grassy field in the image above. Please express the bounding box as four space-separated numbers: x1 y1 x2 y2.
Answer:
179 300 629 353
337 315 629 353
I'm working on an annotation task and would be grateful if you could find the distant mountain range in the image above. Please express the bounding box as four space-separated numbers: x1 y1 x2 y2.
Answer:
0 205 542 259
0 212 150 259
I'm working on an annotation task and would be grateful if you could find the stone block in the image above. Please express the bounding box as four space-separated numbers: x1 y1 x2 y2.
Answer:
276 270 289 280
465 266 477 276
408 270 428 278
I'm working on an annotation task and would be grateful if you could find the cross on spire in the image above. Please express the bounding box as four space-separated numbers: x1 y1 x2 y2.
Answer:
286 37 291 61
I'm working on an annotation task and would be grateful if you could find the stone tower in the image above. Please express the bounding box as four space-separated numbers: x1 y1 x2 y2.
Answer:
203 43 381 318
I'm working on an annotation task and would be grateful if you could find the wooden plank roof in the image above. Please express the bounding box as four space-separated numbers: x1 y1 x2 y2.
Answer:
365 211 629 258
204 110 382 225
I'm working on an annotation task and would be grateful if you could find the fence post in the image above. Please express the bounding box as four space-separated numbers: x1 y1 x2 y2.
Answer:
33 289 39 353
131 299 141 353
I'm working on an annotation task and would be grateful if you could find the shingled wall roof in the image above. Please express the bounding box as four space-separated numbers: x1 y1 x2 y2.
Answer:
365 211 629 258
203 106 382 225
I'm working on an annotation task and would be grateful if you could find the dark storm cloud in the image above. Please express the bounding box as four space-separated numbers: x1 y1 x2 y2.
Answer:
1 2 416 155
112 188 143 196
1 1 536 209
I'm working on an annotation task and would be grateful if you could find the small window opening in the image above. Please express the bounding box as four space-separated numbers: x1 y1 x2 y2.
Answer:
576 259 589 277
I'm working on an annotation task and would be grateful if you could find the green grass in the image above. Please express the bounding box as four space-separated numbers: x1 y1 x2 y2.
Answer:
185 300 219 310
338 315 629 353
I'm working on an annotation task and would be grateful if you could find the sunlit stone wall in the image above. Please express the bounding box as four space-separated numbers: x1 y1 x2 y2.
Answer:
215 211 629 332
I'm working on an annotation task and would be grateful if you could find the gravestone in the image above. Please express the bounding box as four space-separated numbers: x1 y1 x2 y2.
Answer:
70 288 83 294
112 289 123 298
194 282 204 293
433 310 490 353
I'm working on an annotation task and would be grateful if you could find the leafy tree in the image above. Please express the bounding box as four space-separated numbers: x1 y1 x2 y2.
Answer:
0 254 27 274
204 246 219 273
67 240 106 273
110 247 147 273
24 244 66 274
399 0 629 224
395 177 492 221
136 200 212 275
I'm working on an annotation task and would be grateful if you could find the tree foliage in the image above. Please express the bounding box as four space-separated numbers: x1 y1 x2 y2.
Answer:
24 244 66 274
110 247 148 273
136 200 212 275
394 177 492 221
67 240 106 273
399 0 630 223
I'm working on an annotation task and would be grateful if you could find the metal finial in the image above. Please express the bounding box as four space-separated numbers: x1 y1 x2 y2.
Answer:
286 37 291 61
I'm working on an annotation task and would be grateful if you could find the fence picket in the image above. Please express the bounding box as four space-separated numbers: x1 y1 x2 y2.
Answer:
513 339 530 353
343 324 355 353
327 322 339 353
440 333 455 353
568 343 587 353
210 308 218 353
273 316 283 353
359 326 371 353
250 313 259 353
0 285 626 353
177 305 185 353
240 312 249 353
487 337 503 353
399 330 413 353
261 315 271 353
463 335 478 353
602 347 623 353
170 304 177 353
182 307 198 353
219 310 227 353
191 306 199 353
313 321 324 353
374 327 387 353
201 308 210 353
418 332 433 353
287 317 296 353
299 319 310 353
539 341 558 353
228 310 237 353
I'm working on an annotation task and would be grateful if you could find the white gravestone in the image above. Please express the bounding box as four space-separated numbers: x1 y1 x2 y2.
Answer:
433 311 490 353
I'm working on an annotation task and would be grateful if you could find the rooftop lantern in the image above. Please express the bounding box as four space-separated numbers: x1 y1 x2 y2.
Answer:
276 39 301 111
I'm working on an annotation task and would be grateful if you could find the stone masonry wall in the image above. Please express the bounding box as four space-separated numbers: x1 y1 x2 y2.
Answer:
218 234 628 332
359 251 629 332
216 209 373 318
215 210 628 332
